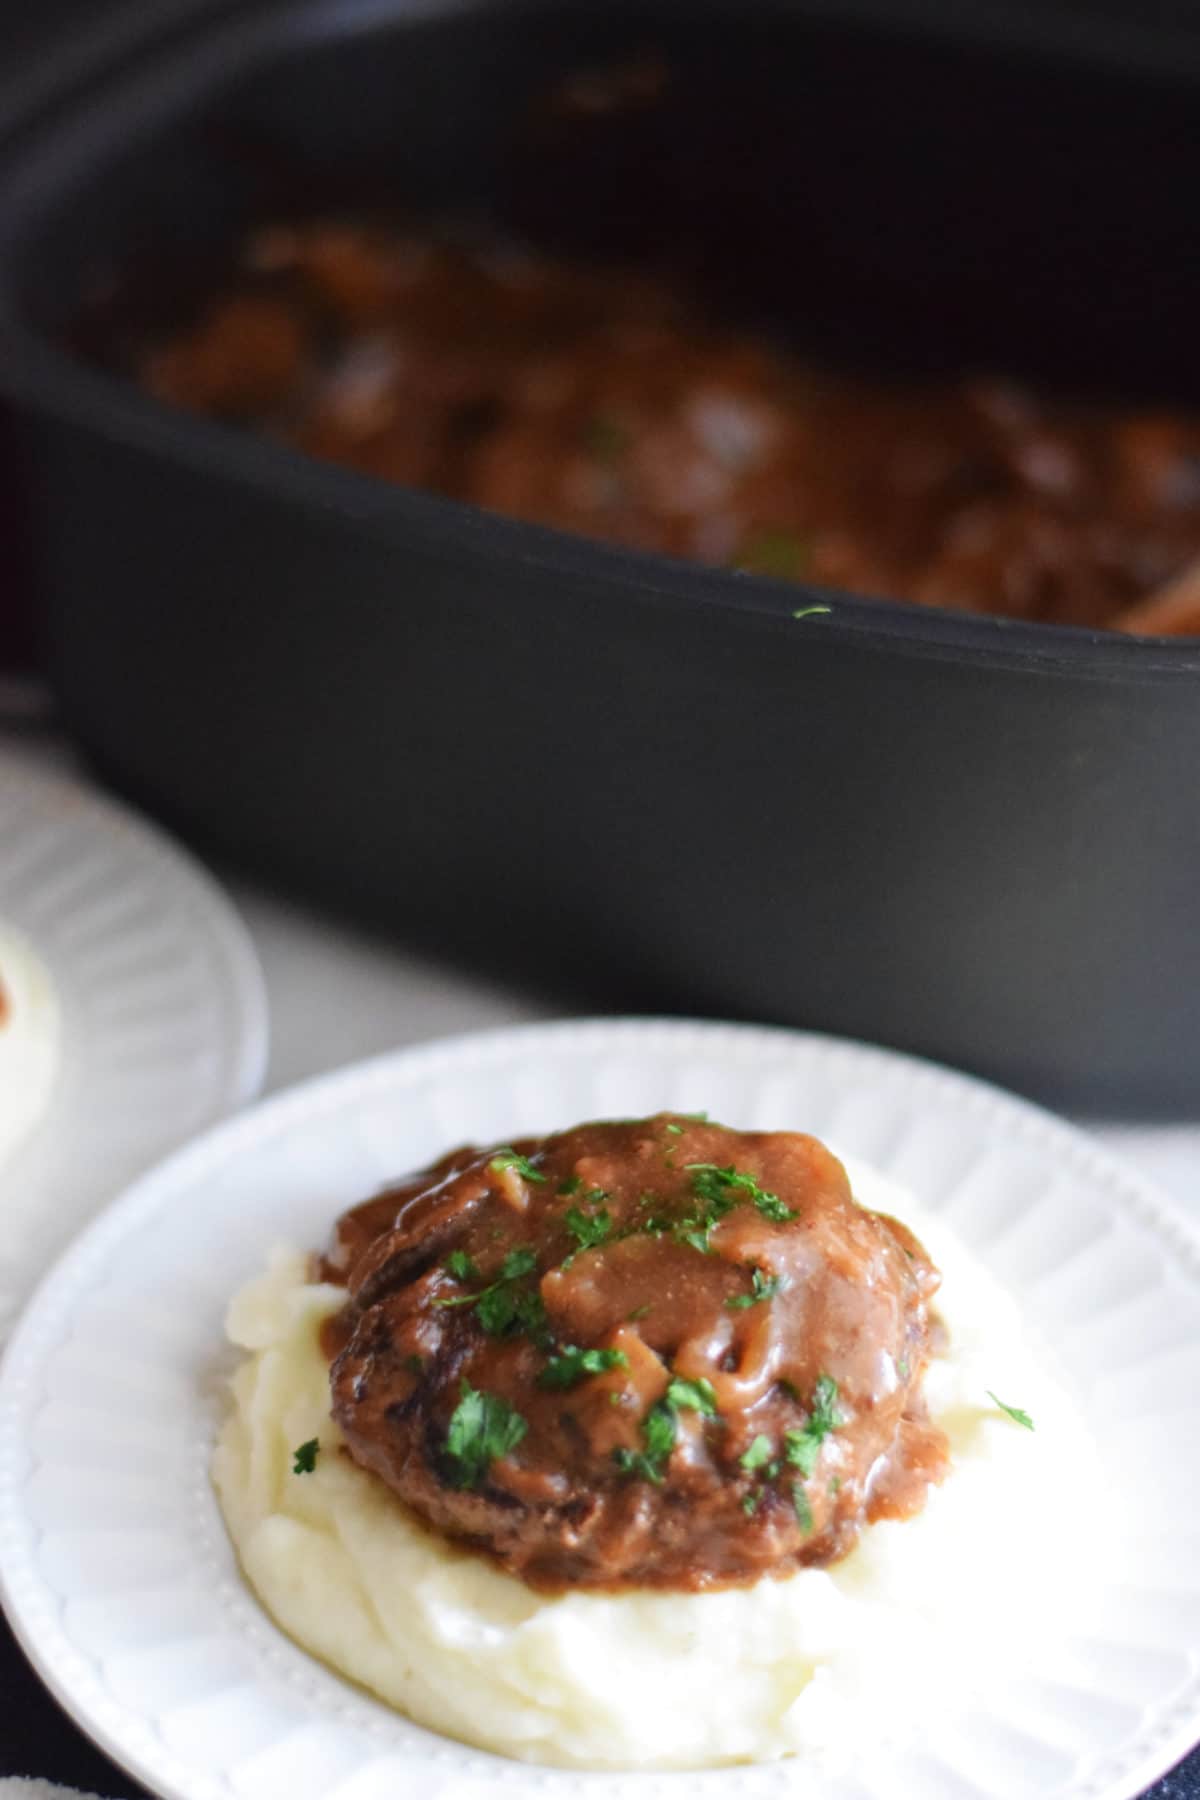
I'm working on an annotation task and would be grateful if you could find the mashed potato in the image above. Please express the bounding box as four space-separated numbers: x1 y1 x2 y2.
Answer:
0 924 59 1173
212 1160 1098 1770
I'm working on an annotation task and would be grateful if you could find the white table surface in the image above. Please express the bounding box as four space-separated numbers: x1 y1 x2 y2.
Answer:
6 717 1199 1226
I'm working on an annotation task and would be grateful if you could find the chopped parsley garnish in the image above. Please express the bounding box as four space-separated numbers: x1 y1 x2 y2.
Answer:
791 604 832 621
665 1376 718 1417
539 1345 629 1389
613 1400 677 1485
434 1245 546 1341
784 1430 821 1478
583 413 629 464
726 1267 785 1310
740 1434 774 1472
477 1282 548 1340
669 1167 739 1253
685 1163 796 1224
613 1373 721 1484
557 1174 583 1196
445 1249 480 1284
627 1303 652 1321
665 1123 684 1136
742 1492 760 1516
897 1357 910 1379
754 1192 798 1223
792 1483 814 1533
784 1374 844 1473
739 527 811 580
810 1375 843 1433
565 1199 613 1252
292 1438 319 1475
489 1149 546 1184
499 1248 537 1282
687 1166 743 1207
987 1391 1034 1431
445 1380 528 1488
404 1353 424 1375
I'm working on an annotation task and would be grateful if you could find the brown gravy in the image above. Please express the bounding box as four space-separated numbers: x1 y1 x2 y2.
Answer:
316 1114 948 1592
132 220 1200 633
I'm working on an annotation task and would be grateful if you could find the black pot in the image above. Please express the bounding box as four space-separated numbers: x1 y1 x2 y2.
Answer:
1 0 1198 1115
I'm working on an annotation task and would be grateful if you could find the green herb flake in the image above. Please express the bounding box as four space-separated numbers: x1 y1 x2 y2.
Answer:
627 1303 653 1321
669 1167 739 1254
557 1174 583 1196
742 1491 760 1516
539 1345 629 1390
791 603 832 621
474 1283 519 1335
436 1244 546 1341
988 1391 1035 1431
740 1434 774 1472
810 1375 843 1433
685 1163 795 1224
583 413 629 464
726 1267 785 1310
897 1358 910 1379
792 1483 814 1533
292 1438 319 1475
665 1123 685 1136
404 1353 424 1376
612 1373 724 1486
565 1202 613 1253
479 1282 549 1343
784 1429 821 1478
489 1149 547 1184
613 1399 677 1485
738 528 811 581
445 1249 480 1284
665 1376 719 1417
499 1248 537 1282
445 1380 528 1488
784 1375 844 1473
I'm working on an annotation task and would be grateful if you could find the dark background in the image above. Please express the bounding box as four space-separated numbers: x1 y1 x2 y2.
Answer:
0 2 1197 1794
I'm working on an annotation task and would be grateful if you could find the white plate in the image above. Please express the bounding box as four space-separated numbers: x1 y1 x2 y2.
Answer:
1 1018 1198 1800
0 746 268 1336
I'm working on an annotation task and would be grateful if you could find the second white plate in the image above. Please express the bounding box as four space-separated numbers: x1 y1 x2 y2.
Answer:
0 746 268 1336
1 1018 1198 1800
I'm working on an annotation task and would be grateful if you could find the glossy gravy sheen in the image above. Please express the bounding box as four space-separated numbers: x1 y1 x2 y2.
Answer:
134 222 1200 633
317 1115 948 1592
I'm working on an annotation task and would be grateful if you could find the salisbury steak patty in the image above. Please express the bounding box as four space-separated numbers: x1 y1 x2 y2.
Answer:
320 1115 948 1590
